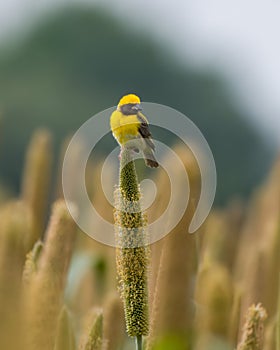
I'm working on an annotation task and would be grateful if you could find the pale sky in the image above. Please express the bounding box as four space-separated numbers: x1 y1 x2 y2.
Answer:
1 0 279 145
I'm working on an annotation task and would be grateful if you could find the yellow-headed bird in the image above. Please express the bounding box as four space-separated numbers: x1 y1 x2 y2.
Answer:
110 94 159 168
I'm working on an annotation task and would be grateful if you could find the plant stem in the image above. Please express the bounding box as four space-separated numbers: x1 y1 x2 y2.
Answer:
135 335 142 350
277 274 280 350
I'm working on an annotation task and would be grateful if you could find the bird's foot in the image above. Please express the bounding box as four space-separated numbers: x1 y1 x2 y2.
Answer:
118 149 123 160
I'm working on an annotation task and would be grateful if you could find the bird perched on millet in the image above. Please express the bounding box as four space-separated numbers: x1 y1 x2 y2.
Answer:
110 94 159 168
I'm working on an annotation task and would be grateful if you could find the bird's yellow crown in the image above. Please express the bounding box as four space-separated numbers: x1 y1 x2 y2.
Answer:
118 94 141 107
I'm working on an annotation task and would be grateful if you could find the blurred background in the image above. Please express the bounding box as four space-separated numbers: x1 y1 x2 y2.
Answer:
0 3 280 349
0 0 279 204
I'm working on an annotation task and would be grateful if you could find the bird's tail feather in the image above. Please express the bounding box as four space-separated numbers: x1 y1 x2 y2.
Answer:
143 150 159 168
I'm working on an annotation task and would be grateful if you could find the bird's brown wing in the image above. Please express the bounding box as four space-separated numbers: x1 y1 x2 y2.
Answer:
137 112 155 150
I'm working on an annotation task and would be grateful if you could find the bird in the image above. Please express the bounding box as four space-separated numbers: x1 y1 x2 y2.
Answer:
110 94 159 168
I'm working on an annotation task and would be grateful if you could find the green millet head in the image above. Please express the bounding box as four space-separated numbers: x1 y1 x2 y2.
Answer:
114 147 149 337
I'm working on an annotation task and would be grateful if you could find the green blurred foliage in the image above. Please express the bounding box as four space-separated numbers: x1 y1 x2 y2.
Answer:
151 333 191 350
0 6 273 204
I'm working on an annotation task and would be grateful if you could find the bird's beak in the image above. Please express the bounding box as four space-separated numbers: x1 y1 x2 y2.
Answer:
132 103 142 111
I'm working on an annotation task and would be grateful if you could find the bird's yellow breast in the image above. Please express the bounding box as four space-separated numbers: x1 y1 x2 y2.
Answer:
110 110 140 145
